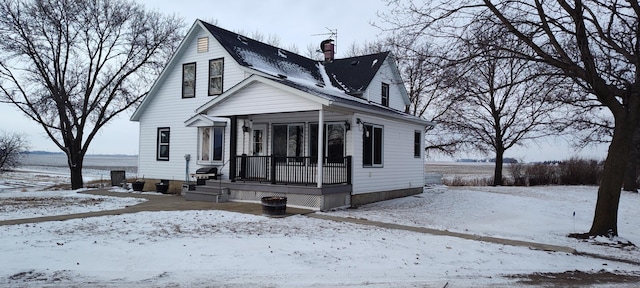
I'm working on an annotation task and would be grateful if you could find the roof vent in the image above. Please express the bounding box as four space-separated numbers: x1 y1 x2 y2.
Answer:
277 49 287 58
321 39 335 63
277 74 287 79
350 60 359 66
237 35 248 45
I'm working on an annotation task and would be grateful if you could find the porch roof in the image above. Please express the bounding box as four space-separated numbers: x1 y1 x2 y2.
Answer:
184 115 229 127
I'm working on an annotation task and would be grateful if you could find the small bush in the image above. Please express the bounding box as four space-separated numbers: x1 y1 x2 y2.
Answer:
509 162 527 186
526 163 557 186
558 157 602 185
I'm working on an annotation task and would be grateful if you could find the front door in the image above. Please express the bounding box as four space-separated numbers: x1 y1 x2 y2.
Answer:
248 124 266 180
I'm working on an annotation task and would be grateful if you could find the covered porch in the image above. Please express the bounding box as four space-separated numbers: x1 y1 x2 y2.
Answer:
187 109 356 210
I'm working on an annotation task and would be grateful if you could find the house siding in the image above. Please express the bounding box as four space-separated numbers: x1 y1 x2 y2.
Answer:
350 113 424 195
137 27 246 181
366 57 407 111
207 82 323 117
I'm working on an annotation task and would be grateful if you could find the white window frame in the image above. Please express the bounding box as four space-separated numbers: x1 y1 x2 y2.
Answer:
198 126 225 164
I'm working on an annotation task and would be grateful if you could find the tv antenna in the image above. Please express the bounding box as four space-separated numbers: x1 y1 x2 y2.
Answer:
312 27 337 54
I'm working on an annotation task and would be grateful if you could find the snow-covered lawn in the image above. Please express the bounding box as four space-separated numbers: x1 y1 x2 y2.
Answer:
1 184 639 287
0 189 145 221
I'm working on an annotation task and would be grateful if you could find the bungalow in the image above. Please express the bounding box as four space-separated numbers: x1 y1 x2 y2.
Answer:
130 20 433 210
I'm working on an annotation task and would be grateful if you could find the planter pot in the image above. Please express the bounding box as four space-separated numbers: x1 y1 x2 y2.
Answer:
132 181 145 191
261 196 287 216
155 183 169 194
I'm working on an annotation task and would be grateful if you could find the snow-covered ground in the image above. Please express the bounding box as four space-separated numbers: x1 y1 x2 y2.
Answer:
1 170 639 287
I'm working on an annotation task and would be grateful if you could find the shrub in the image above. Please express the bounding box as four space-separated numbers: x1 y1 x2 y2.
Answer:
526 163 557 186
558 157 602 185
509 162 527 186
0 131 29 172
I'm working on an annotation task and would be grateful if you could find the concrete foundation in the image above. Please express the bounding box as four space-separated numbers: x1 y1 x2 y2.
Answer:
351 187 423 208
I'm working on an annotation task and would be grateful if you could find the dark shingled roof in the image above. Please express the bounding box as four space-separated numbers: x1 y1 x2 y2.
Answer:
201 21 324 83
201 21 386 95
324 52 390 94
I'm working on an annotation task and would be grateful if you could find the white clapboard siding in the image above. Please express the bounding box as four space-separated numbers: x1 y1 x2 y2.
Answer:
137 27 247 180
207 82 323 117
366 57 408 112
350 113 424 194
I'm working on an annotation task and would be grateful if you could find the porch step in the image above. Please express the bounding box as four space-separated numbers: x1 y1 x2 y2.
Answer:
184 186 229 203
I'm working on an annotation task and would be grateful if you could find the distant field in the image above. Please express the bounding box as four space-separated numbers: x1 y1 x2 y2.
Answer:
425 162 508 182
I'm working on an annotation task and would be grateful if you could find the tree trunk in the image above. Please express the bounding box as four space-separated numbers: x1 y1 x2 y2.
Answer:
493 147 504 186
623 126 640 192
587 121 632 237
66 148 85 190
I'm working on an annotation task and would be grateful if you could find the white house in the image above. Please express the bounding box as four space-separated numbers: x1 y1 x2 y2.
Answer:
130 20 433 210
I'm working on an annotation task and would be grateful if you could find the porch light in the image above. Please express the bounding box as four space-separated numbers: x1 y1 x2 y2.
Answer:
242 124 250 133
356 118 364 131
344 120 351 131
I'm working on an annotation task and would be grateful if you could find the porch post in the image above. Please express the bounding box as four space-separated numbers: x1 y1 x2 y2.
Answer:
317 109 324 188
229 116 237 182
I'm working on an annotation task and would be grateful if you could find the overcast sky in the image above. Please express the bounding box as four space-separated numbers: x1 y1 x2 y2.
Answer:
0 0 608 161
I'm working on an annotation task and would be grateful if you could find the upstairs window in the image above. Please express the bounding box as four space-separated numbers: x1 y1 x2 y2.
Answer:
157 127 170 161
209 58 224 95
363 124 383 167
381 83 389 107
414 131 421 158
182 63 196 98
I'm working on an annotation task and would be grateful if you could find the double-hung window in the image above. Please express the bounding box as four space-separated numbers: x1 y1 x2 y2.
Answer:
381 83 389 107
157 127 170 161
363 124 383 167
273 124 304 162
182 63 196 98
199 126 224 162
208 58 223 95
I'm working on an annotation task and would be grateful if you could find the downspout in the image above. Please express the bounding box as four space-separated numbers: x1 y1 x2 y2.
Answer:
317 109 324 188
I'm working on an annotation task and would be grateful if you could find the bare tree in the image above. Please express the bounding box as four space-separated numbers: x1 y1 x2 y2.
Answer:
0 131 29 171
0 0 184 189
443 25 563 185
382 0 640 237
345 37 468 155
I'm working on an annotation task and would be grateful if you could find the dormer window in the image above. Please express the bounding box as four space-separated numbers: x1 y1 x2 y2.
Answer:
209 58 224 95
381 83 389 107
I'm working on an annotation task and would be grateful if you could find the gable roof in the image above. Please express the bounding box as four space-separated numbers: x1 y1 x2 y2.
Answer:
200 21 392 97
324 52 389 94
132 20 421 124
201 21 324 85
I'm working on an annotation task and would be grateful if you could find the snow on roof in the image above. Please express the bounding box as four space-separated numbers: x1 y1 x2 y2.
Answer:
235 48 318 84
200 21 426 123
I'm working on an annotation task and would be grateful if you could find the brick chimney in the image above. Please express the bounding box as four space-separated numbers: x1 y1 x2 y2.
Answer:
321 39 335 63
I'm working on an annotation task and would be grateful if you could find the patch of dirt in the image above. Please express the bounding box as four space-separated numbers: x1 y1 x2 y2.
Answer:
507 269 640 287
0 197 105 212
